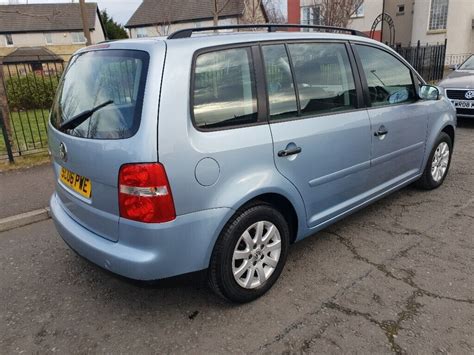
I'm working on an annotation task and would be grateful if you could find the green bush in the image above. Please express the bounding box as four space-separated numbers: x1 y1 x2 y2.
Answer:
6 73 60 110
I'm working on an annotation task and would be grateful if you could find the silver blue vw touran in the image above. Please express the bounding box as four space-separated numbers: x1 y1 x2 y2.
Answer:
49 25 456 302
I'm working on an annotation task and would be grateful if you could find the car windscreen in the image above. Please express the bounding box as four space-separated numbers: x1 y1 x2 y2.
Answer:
50 50 149 139
459 55 474 70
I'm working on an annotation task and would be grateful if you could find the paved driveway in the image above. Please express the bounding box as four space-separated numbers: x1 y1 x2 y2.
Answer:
1 120 473 354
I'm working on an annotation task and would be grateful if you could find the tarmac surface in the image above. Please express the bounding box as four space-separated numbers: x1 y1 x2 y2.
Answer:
0 120 473 354
0 163 54 219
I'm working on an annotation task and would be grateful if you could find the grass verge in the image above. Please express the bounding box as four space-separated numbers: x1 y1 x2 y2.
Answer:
0 109 49 166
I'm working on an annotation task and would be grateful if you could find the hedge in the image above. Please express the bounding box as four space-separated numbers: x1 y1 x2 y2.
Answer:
6 73 60 111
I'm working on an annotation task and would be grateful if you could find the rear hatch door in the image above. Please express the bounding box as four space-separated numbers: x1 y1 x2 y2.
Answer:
48 42 165 241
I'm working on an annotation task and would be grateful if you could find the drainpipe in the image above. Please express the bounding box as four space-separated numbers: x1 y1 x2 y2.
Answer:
287 0 301 31
79 0 92 46
381 0 385 43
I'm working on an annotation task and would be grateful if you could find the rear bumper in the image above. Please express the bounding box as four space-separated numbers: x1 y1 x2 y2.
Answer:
50 192 231 280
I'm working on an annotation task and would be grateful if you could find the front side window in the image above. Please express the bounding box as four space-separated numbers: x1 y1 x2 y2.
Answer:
71 32 86 43
288 42 357 117
193 48 258 129
262 45 298 120
51 50 149 139
5 34 13 46
429 0 449 30
356 45 416 107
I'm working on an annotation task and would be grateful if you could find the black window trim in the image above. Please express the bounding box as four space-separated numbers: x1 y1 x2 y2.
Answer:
350 41 422 110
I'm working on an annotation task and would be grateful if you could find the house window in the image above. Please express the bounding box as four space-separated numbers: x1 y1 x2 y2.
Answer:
5 34 13 46
429 0 449 31
301 5 322 27
354 3 364 17
31 62 43 72
136 27 147 38
44 33 53 44
397 5 405 14
71 32 86 43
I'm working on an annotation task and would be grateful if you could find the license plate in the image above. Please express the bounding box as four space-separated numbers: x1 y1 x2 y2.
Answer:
60 167 92 199
451 100 474 109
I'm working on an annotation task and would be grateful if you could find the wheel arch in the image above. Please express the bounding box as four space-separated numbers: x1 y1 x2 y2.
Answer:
441 124 455 145
235 192 300 244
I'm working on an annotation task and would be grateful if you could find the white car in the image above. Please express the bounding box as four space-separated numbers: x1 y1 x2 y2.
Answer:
439 54 474 118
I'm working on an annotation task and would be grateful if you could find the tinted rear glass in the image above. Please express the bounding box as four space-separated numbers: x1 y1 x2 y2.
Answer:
192 48 258 129
51 50 149 139
288 42 357 116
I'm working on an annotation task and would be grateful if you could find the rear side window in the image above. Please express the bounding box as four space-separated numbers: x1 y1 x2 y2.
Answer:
51 50 149 139
262 45 298 120
355 45 416 107
193 48 258 129
288 42 357 117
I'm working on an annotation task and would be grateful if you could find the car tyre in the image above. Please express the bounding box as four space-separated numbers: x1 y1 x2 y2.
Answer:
208 203 289 303
416 132 453 190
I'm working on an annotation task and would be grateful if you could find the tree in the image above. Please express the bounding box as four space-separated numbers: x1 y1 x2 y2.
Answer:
212 0 232 26
155 22 172 36
263 0 285 24
101 9 128 40
308 0 364 27
242 0 266 24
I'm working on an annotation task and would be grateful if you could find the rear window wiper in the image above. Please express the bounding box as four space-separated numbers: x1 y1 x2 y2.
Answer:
59 100 114 131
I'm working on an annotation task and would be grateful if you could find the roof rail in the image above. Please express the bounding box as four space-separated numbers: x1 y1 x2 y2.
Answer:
167 23 368 40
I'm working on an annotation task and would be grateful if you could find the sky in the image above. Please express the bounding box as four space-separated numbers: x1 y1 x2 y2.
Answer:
0 0 286 25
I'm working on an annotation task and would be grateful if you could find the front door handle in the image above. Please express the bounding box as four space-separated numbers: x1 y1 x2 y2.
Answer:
374 126 388 137
278 146 302 157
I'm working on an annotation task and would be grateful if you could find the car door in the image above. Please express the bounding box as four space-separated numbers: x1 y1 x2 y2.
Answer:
353 43 429 191
261 42 372 228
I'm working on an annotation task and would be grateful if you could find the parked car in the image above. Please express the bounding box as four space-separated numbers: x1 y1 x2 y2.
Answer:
48 25 456 303
439 54 474 118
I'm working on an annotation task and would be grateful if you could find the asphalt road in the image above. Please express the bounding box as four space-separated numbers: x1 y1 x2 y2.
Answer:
1 120 473 354
0 164 54 219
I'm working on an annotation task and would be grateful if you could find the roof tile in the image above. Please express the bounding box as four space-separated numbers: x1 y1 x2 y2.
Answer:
126 0 245 28
0 3 97 33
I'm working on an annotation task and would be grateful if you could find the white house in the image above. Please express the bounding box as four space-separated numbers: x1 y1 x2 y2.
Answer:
287 0 473 64
0 3 106 61
125 0 268 38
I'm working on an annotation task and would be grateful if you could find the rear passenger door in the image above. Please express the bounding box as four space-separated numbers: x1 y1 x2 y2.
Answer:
261 42 372 228
353 44 428 191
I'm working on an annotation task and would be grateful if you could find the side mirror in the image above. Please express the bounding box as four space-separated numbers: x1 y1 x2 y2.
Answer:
419 85 440 100
448 64 458 70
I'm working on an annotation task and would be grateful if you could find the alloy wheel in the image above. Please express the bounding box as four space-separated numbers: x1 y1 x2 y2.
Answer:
232 221 282 289
431 141 450 182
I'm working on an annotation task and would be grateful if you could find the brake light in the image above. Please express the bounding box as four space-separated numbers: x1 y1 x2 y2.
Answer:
118 163 176 223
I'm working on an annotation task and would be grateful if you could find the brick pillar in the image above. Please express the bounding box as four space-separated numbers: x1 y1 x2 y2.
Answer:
287 0 300 26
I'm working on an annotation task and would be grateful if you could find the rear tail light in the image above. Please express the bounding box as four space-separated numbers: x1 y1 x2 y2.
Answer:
118 163 176 223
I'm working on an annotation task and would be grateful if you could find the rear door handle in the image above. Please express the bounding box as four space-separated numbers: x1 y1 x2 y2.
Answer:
278 146 302 157
374 126 388 137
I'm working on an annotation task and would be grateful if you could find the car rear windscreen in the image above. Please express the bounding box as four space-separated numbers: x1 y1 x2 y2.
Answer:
50 50 149 139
